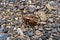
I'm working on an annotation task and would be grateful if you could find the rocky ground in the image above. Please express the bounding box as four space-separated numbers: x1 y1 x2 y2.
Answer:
0 0 60 40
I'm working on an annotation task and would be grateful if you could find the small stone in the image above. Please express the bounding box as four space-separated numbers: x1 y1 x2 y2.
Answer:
48 18 54 22
14 38 21 40
52 29 57 33
42 7 47 11
35 30 41 36
38 27 43 31
0 19 4 25
39 38 42 40
2 27 8 33
38 11 47 21
15 17 18 20
0 34 8 40
36 6 40 9
49 38 53 40
35 25 38 30
13 27 17 31
0 15 2 19
26 36 30 40
44 28 52 31
17 14 21 17
17 28 24 36
13 21 19 25
8 0 14 3
23 9 28 13
40 22 46 24
28 5 36 13
41 35 46 40
30 28 33 31
43 25 49 28
45 33 50 39
10 15 15 19
48 31 51 34
19 5 24 10
54 37 58 40
27 31 34 37
58 28 60 32
51 23 57 28
20 1 26 5
7 37 11 40
7 9 10 12
21 0 26 2
6 26 10 29
28 0 32 4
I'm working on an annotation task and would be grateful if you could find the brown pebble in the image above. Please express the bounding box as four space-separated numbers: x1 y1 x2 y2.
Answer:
4 16 9 19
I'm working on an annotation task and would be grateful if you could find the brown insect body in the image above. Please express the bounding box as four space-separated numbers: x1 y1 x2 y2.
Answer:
23 15 37 25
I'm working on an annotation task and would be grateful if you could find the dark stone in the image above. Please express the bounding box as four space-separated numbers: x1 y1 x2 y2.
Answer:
20 0 27 5
15 6 18 9
45 33 50 39
14 38 21 40
0 15 2 19
2 27 8 33
8 0 14 3
41 35 46 40
53 37 58 40
3 19 9 24
20 2 26 5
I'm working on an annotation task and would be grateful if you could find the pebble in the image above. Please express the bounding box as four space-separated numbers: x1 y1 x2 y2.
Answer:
40 22 46 24
2 27 8 33
19 5 25 10
28 5 36 13
48 18 54 22
35 30 41 36
27 31 34 37
15 17 18 20
13 27 17 31
38 38 42 40
57 28 60 32
4 16 9 19
38 27 43 31
7 37 11 40
17 28 24 36
0 34 8 40
0 15 2 19
49 38 53 40
38 11 47 21
44 28 52 31
41 35 46 40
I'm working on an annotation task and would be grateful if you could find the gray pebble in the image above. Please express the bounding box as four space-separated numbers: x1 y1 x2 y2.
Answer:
0 15 2 19
52 29 57 33
19 5 24 10
28 5 36 13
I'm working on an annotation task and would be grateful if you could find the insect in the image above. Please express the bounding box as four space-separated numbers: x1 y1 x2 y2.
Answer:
23 14 37 25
